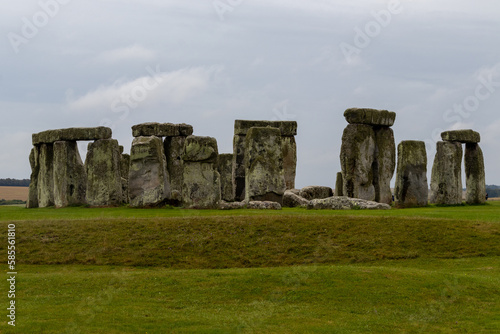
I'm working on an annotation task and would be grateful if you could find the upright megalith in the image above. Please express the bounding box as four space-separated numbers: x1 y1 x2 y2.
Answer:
340 124 376 201
37 143 55 208
27 147 40 208
430 141 463 205
85 139 122 206
340 108 396 204
53 141 87 208
395 141 428 207
334 172 343 196
244 127 286 204
217 153 234 202
182 136 221 208
128 136 170 207
233 120 297 201
120 151 130 204
465 143 486 204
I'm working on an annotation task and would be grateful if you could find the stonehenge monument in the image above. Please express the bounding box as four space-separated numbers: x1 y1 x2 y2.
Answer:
340 108 396 204
27 115 486 210
395 141 428 208
430 130 485 205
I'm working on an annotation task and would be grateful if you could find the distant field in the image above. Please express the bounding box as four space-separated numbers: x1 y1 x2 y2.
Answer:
0 186 28 201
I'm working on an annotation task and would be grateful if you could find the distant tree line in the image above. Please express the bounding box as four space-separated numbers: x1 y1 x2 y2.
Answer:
0 178 30 187
486 185 500 198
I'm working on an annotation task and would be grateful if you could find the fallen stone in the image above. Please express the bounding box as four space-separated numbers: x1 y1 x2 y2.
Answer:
283 190 310 208
441 130 480 144
430 141 463 205
244 127 286 204
340 124 376 201
374 127 396 204
27 147 40 208
128 136 170 207
85 139 123 207
247 201 282 210
307 196 391 210
344 108 396 127
53 141 87 208
394 141 428 208
37 143 55 208
218 201 246 210
33 127 112 145
234 120 297 136
334 172 343 196
217 153 234 202
299 186 333 200
465 143 486 204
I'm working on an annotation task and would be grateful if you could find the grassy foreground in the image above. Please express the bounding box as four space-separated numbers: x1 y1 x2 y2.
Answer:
1 203 500 332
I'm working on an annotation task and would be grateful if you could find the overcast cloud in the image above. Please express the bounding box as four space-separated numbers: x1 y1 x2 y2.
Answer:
1 0 500 188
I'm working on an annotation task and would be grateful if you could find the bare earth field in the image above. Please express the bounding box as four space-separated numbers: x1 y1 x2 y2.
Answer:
0 186 29 201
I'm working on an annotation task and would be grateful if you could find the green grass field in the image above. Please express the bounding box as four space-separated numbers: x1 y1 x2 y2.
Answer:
1 203 500 333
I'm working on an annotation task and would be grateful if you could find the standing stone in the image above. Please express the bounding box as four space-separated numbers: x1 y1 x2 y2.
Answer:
374 127 396 204
465 143 486 204
164 136 187 202
218 153 234 202
37 143 55 208
53 141 87 208
430 141 463 205
128 136 170 207
232 134 247 202
27 147 40 208
340 124 376 201
182 136 221 208
334 172 343 196
395 141 428 208
120 153 130 204
282 136 297 190
85 139 122 206
244 127 286 204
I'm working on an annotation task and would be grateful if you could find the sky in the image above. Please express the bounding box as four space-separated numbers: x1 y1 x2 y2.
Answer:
1 0 500 189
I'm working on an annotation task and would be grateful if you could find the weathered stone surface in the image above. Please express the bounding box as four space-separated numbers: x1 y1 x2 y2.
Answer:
128 136 170 207
182 136 218 163
244 127 286 204
307 196 391 210
299 186 333 200
53 141 87 208
283 190 310 208
219 201 246 210
33 127 111 145
217 153 234 202
85 139 122 206
234 120 297 136
395 141 428 208
344 108 396 127
465 143 486 204
232 134 246 201
282 136 297 189
120 154 130 204
247 201 282 210
132 122 194 138
334 172 343 196
37 144 54 208
340 124 376 201
441 130 480 144
164 136 187 202
27 147 40 208
182 162 221 209
430 141 463 205
374 127 396 204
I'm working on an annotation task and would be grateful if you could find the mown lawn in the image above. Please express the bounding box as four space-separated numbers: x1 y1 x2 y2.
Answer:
1 203 499 332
